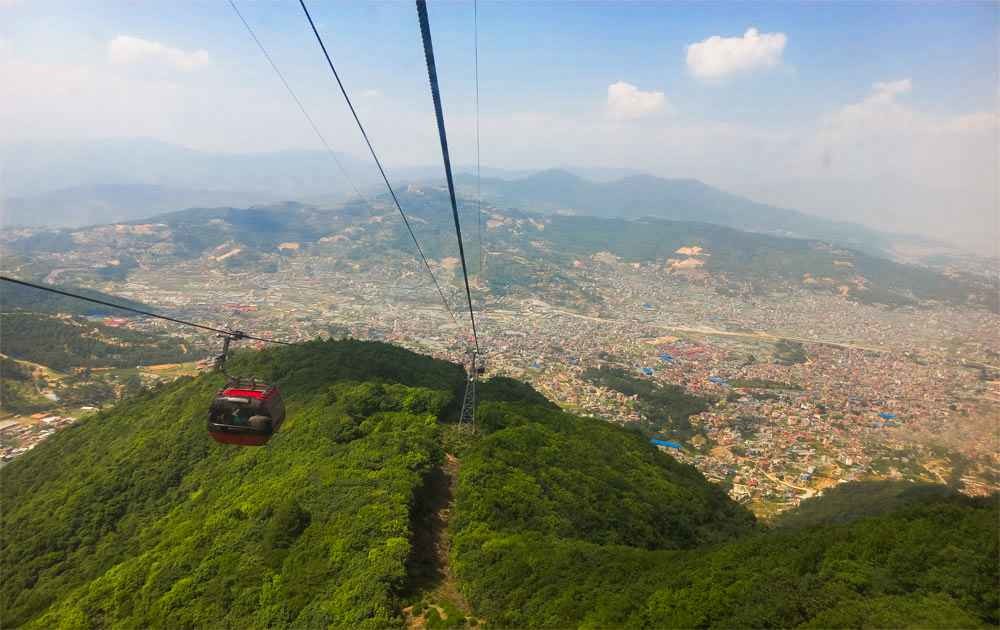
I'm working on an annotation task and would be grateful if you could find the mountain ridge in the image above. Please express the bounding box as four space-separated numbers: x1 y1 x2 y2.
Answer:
0 339 751 627
3 191 995 312
2 139 969 260
2 339 995 629
455 168 906 255
1 184 283 229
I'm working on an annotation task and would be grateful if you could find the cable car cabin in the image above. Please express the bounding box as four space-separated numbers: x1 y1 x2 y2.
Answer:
208 380 285 446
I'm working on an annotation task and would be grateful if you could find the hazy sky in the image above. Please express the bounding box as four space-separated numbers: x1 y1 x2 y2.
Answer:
2 1 997 254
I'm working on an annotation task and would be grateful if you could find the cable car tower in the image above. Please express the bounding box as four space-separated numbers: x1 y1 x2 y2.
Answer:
459 350 484 430
413 0 487 431
458 352 477 429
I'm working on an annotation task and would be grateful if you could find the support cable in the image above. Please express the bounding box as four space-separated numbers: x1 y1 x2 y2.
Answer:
472 0 487 366
231 0 439 297
416 0 480 354
229 0 372 213
0 276 291 345
474 0 484 278
298 0 460 329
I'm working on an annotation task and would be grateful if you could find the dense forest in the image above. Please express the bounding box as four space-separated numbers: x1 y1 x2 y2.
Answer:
774 339 809 365
1 340 996 628
583 365 711 439
0 355 50 414
1 355 33 382
453 489 995 627
0 340 464 628
772 479 960 529
450 402 998 628
0 313 199 370
457 401 755 550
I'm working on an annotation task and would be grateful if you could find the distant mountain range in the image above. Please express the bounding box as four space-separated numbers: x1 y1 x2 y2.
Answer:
1 139 366 227
0 139 370 199
0 139 642 229
456 169 906 255
1 184 280 229
0 139 915 257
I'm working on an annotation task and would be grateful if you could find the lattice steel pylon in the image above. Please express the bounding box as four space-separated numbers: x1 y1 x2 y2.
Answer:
458 351 478 430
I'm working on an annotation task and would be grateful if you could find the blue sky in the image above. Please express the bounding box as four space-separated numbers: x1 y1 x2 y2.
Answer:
1 1 997 251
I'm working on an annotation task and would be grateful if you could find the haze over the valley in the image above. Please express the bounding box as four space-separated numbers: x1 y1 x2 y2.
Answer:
2 1 996 254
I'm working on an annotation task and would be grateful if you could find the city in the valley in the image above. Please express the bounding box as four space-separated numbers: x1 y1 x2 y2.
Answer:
3 198 996 519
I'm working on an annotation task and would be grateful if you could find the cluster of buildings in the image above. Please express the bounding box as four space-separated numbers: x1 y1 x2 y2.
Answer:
119 252 1000 512
0 414 78 462
3 228 997 517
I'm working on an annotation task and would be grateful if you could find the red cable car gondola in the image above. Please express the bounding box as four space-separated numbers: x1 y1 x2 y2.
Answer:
208 378 286 446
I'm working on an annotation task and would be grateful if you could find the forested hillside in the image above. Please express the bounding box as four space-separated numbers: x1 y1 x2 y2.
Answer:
0 355 51 414
583 366 711 439
1 340 466 628
451 402 999 628
773 480 959 529
2 340 996 629
453 490 995 627
0 313 198 370
4 188 996 311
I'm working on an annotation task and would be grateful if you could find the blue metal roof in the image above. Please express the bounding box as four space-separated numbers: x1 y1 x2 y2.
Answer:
651 438 682 449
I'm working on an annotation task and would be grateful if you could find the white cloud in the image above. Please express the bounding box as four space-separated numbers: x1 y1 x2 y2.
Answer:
822 79 914 131
476 77 997 253
108 35 209 71
607 81 667 120
872 78 912 100
775 78 999 251
0 54 327 155
686 27 787 80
